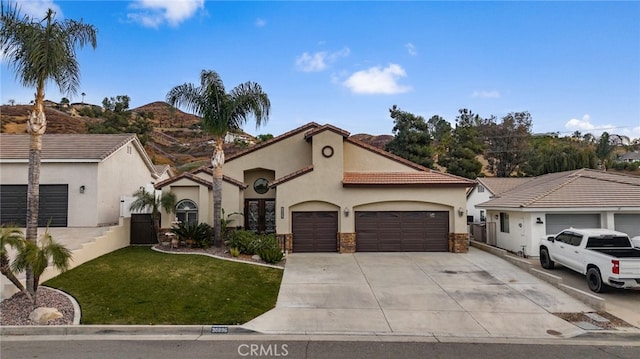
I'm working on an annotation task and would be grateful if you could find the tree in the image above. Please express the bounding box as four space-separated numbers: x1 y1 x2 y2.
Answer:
256 134 274 142
437 109 484 179
102 95 130 112
60 97 69 108
1 226 30 301
166 70 270 246
384 105 434 168
482 111 532 177
81 92 86 104
8 98 15 106
596 132 613 171
426 115 452 158
12 228 72 304
129 188 177 245
0 3 97 297
521 135 597 176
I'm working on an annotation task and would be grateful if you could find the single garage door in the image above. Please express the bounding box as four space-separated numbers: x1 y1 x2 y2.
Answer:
614 214 640 237
545 214 600 235
356 211 449 252
0 184 68 227
292 211 338 252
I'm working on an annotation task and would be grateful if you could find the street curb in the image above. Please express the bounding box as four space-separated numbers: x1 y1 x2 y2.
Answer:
0 325 255 336
470 240 606 311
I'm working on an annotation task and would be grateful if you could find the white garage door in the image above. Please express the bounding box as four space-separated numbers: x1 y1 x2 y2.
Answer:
614 214 640 237
545 214 600 235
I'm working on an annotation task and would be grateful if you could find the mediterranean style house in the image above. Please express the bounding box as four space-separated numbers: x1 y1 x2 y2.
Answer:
0 133 171 227
155 122 475 253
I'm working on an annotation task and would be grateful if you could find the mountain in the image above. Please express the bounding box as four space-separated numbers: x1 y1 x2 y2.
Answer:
1 101 393 173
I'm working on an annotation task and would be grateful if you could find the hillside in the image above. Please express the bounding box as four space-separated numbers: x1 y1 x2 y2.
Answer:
1 102 393 173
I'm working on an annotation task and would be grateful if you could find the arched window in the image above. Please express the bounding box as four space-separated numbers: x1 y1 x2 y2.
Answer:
176 200 198 224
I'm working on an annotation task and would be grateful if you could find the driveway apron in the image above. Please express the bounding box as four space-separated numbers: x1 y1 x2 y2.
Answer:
242 247 591 339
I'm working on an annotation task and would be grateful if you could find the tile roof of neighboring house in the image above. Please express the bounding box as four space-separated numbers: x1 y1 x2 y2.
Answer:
477 168 640 209
477 177 534 195
0 133 137 161
618 151 640 162
0 133 162 178
343 171 474 187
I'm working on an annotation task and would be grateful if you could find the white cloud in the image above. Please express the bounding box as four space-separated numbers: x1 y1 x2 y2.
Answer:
127 0 204 28
405 43 417 56
342 64 412 95
471 90 501 98
255 18 266 27
295 47 350 72
15 0 62 18
564 114 619 136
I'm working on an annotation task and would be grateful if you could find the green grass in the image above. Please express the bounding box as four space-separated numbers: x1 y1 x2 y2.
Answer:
43 246 283 325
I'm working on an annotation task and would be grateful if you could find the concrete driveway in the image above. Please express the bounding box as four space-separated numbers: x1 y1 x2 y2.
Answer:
243 247 593 339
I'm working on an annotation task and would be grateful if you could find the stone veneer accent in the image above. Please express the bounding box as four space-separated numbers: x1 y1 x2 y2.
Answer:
339 233 356 253
448 233 469 253
278 233 293 253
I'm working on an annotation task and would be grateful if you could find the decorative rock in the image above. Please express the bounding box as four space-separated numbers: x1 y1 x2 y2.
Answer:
252 254 261 261
29 307 63 324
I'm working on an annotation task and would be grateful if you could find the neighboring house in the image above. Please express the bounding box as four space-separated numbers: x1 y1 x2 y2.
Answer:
0 133 171 227
156 122 475 253
617 151 640 163
466 177 533 223
476 169 640 257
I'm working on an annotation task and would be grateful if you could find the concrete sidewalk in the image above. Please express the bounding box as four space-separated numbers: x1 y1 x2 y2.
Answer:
242 248 606 339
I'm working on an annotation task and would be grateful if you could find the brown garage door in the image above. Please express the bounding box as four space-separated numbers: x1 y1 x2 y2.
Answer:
292 211 338 252
356 211 449 252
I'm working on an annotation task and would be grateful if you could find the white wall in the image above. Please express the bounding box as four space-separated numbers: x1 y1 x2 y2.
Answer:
467 186 491 223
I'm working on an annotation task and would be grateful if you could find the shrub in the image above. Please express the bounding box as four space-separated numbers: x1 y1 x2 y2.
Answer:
229 247 240 257
258 245 284 264
227 230 258 254
171 222 212 248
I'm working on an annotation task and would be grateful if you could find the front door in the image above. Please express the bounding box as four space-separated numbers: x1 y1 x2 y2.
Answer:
245 199 276 233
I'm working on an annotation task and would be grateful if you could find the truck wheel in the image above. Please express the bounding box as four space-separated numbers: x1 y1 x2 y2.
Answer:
586 267 607 293
540 248 555 269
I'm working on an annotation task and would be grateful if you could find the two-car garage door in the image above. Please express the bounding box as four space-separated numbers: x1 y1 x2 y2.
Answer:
0 185 68 227
356 211 449 252
291 210 449 252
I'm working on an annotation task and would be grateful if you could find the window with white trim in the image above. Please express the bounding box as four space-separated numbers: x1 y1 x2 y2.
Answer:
176 199 198 224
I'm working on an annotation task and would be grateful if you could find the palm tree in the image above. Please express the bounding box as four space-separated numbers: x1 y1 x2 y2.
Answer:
12 228 72 304
166 70 270 246
0 3 97 297
0 226 31 301
129 188 177 245
81 92 86 104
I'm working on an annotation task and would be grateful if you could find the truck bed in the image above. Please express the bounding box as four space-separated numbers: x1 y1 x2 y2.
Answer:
588 248 640 258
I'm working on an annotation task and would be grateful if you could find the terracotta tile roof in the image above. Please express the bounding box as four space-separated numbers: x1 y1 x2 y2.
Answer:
270 166 314 188
0 133 137 161
477 177 534 195
477 168 640 209
304 124 350 140
155 168 247 190
226 122 320 162
343 171 474 187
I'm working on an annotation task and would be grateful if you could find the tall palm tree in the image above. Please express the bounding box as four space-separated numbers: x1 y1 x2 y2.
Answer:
166 70 270 246
129 188 177 245
0 3 97 296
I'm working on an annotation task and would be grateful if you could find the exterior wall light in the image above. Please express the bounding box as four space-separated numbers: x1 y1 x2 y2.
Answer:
79 185 86 193
536 217 544 224
344 207 350 217
457 207 465 217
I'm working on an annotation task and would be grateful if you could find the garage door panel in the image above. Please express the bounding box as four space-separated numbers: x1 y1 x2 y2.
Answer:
546 214 600 235
292 211 338 252
615 214 640 238
356 211 449 252
0 184 68 227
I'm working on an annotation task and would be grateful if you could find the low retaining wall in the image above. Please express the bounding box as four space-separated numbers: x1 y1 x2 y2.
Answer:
470 240 606 311
1 218 131 300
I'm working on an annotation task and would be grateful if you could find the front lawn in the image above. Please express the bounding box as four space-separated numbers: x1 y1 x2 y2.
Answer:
43 246 283 325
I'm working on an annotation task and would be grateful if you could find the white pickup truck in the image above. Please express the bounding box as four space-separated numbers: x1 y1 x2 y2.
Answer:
539 228 640 293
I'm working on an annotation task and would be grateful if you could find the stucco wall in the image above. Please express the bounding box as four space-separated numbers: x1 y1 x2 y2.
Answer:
467 187 491 223
97 144 157 226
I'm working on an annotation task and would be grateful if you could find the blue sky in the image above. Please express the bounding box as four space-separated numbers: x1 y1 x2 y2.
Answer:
2 0 639 139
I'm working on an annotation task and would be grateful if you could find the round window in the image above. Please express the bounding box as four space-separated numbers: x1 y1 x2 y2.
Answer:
322 145 334 158
253 178 269 194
